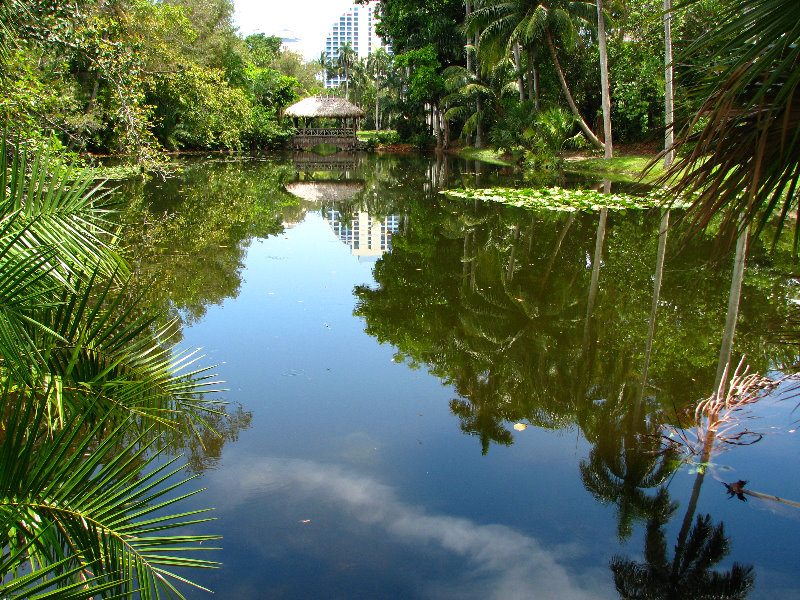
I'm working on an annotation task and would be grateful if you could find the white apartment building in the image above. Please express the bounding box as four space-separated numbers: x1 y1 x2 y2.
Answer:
323 2 383 89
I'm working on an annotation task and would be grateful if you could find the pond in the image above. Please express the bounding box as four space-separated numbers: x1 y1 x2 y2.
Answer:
126 152 800 599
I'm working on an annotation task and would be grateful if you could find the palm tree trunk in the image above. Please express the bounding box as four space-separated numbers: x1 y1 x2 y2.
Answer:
466 0 472 74
527 46 540 111
664 0 675 168
506 223 521 282
597 0 613 158
443 106 450 149
375 82 380 131
582 207 608 358
673 227 748 578
714 227 749 389
513 43 524 102
546 31 605 150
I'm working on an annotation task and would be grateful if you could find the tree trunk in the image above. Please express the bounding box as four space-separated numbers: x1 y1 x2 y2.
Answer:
443 106 450 149
597 0 613 158
664 0 675 168
475 96 483 148
714 227 749 389
546 31 605 150
466 0 472 74
375 79 380 131
434 103 442 149
513 43 524 102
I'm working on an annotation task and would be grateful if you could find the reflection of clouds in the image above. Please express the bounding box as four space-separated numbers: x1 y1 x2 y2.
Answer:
211 456 613 600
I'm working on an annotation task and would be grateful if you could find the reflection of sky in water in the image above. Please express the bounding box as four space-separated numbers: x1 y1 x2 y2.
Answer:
174 206 800 599
200 455 614 600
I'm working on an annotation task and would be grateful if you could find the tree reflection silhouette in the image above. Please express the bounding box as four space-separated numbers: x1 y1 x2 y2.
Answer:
610 499 754 599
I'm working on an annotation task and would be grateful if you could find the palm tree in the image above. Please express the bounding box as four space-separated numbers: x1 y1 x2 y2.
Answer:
0 138 222 596
368 48 393 131
597 0 612 157
336 42 357 102
318 50 329 83
580 413 678 540
467 0 606 150
658 0 800 248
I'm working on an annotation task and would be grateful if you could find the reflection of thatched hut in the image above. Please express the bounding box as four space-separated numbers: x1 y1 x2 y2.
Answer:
285 96 366 150
284 181 364 203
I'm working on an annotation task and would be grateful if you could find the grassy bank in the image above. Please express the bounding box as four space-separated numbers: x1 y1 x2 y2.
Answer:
563 154 664 183
456 147 517 166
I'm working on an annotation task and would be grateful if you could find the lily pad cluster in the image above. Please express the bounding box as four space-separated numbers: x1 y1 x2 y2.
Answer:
441 186 689 212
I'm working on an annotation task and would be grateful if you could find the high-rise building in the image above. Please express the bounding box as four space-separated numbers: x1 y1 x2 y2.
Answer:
325 210 400 259
323 2 384 89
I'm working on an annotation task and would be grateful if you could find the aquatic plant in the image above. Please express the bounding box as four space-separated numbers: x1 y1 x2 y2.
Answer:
441 186 691 212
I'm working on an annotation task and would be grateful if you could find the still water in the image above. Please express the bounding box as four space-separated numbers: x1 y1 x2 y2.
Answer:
129 152 800 599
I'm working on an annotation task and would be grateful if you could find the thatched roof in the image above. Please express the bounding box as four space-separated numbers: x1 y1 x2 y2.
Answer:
284 181 364 202
285 96 366 118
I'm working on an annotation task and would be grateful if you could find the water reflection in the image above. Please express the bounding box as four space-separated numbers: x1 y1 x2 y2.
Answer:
206 456 614 600
123 153 799 598
610 497 754 599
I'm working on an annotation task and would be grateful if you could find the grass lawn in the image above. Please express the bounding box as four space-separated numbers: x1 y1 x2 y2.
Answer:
456 147 517 166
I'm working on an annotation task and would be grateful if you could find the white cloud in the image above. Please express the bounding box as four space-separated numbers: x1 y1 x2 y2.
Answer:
209 455 616 600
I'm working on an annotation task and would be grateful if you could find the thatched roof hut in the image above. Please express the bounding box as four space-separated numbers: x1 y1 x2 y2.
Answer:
284 181 364 203
285 96 366 119
286 96 365 150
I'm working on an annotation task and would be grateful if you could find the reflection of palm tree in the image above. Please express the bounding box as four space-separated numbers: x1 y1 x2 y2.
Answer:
610 500 754 599
581 413 678 540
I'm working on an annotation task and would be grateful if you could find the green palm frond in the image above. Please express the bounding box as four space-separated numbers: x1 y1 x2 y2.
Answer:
0 387 220 599
28 264 225 428
1 137 126 280
657 0 800 249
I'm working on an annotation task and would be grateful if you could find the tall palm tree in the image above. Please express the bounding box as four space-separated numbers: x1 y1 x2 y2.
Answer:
659 0 800 248
368 48 393 131
336 42 357 102
318 50 329 83
610 504 754 599
597 0 612 157
467 0 606 150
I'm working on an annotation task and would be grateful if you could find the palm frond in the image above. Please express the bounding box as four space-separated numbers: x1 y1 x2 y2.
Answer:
0 387 220 599
656 0 800 250
1 137 127 280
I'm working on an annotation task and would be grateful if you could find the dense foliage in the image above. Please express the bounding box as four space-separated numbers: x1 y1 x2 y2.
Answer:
360 0 737 152
0 0 324 166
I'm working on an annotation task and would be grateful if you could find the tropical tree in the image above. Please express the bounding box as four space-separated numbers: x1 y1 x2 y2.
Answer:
368 48 394 130
336 42 357 101
610 507 754 599
597 0 613 157
467 0 606 150
659 0 800 248
0 137 222 595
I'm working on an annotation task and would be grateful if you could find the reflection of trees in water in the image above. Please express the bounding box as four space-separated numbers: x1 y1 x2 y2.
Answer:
610 496 754 599
119 160 299 329
356 198 797 457
580 411 679 541
353 177 797 584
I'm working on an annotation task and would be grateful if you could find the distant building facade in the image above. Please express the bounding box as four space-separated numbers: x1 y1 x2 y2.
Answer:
326 210 400 259
323 2 384 89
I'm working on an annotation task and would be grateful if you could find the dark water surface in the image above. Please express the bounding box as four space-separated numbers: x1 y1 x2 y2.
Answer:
129 153 800 599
